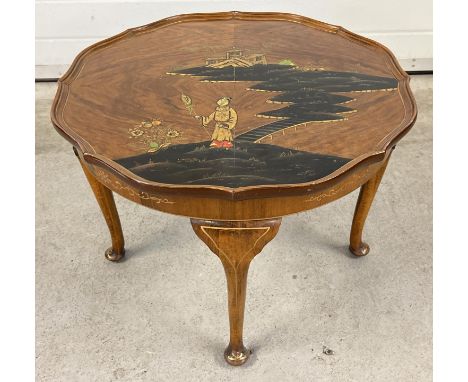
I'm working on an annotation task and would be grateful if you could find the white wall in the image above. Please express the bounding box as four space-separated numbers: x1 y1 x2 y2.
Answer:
35 0 433 78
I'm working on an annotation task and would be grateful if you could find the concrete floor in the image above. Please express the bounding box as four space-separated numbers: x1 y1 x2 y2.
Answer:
36 75 432 382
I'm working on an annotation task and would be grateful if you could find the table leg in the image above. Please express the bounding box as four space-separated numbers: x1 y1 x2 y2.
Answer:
191 218 281 366
77 154 125 262
349 155 391 256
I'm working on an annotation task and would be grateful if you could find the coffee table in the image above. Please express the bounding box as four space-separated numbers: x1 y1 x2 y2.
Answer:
51 11 417 366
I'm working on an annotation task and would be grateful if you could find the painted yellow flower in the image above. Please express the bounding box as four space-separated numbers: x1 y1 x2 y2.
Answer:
130 128 144 137
166 129 180 138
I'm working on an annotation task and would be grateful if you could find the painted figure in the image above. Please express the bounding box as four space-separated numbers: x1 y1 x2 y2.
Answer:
196 97 238 148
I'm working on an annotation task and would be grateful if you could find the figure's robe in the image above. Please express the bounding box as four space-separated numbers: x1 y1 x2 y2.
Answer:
202 106 238 142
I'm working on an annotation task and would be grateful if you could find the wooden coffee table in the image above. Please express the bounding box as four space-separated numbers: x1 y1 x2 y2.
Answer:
51 12 417 366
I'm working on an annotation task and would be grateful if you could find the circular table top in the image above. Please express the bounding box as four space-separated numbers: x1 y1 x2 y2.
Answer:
52 11 417 200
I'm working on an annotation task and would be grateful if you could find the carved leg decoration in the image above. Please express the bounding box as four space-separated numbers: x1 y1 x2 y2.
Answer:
77 153 125 262
191 218 281 366
349 155 391 256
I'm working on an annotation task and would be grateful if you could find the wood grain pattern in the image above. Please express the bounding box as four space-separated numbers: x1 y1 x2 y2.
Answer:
349 153 391 256
51 11 417 200
88 155 384 220
78 150 125 261
191 218 281 365
51 13 417 366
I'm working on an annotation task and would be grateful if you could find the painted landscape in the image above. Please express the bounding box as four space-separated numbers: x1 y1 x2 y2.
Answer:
116 140 350 187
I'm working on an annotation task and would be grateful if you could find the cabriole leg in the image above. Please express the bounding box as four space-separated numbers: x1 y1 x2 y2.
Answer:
76 151 125 262
191 218 281 366
349 155 391 256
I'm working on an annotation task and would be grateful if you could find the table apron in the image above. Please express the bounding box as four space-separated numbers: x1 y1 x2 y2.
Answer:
88 162 382 220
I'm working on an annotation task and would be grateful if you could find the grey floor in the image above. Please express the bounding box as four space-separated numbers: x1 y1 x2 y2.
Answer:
36 75 432 382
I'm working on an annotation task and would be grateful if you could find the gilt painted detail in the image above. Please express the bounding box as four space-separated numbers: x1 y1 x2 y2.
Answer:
129 118 180 153
116 48 398 188
95 168 175 204
194 97 238 149
304 167 372 203
168 49 398 143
